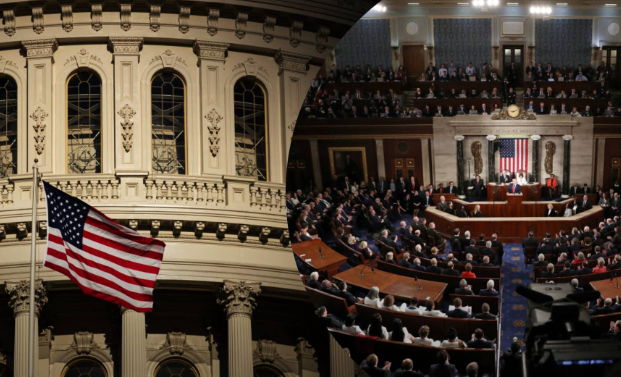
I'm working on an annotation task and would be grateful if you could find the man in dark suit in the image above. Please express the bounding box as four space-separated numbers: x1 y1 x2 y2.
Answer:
427 258 443 274
428 350 459 377
443 261 461 277
507 178 522 194
479 280 499 296
578 195 593 213
540 263 557 279
474 303 497 320
537 240 554 256
377 177 387 196
465 239 479 258
499 170 511 184
455 279 474 295
398 176 408 198
315 306 343 329
336 281 360 306
575 260 592 275
360 354 392 377
522 231 538 248
545 203 558 217
306 271 321 289
446 297 471 318
491 233 504 265
559 261 575 277
447 181 459 195
471 175 485 199
569 182 580 196
393 358 424 377
467 329 495 349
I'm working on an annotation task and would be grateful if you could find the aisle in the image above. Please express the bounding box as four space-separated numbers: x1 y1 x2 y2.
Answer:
500 243 531 350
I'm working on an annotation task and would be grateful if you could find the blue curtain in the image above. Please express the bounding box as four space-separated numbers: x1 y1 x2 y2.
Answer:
335 19 392 70
433 19 492 70
535 19 592 69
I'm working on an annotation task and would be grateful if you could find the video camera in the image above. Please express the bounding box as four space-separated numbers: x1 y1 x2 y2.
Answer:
516 283 621 377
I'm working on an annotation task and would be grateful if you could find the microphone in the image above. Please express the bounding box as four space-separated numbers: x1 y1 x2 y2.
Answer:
319 246 324 259
611 271 619 289
359 255 377 276
415 275 422 290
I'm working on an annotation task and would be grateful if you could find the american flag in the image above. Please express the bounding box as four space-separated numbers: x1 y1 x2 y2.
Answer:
43 181 166 312
499 138 529 175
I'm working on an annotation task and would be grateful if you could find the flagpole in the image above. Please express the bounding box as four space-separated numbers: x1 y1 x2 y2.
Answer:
28 159 39 377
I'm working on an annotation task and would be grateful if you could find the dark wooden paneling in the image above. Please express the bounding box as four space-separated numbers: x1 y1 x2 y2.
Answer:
383 139 423 184
318 139 378 189
402 45 425 79
603 138 621 188
287 139 314 191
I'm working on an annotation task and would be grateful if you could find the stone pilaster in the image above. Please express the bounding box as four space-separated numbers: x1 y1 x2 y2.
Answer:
531 135 541 182
455 135 465 194
120 306 147 377
6 281 47 377
295 337 319 377
109 37 143 171
309 139 322 190
194 41 229 176
562 135 573 198
329 334 355 377
22 39 57 174
275 49 312 183
217 280 261 377
486 135 496 183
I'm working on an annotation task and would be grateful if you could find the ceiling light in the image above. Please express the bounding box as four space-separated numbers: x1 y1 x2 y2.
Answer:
372 4 387 12
556 2 568 5
507 3 519 5
530 5 553 14
605 3 617 5
408 2 420 4
458 2 470 4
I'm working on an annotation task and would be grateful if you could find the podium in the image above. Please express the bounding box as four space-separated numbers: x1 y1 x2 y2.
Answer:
506 194 524 205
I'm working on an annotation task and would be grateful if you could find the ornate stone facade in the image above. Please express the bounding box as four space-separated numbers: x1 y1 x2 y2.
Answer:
217 281 261 317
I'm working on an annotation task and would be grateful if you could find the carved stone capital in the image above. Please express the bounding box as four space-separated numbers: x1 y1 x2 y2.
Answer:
562 135 574 141
254 339 281 363
193 40 229 61
295 337 318 363
22 39 58 59
274 49 311 74
5 280 47 317
207 9 220 36
108 37 144 55
217 280 260 317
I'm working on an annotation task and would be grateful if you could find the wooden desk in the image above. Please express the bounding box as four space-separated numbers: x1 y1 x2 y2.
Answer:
334 265 447 305
426 206 604 243
572 194 598 203
523 80 603 93
487 183 542 201
454 198 569 218
412 81 502 93
291 239 346 279
523 98 609 112
590 279 621 299
410 98 503 111
433 193 456 203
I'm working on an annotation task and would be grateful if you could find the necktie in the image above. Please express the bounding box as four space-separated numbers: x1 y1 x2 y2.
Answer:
512 185 515 194
440 189 443 194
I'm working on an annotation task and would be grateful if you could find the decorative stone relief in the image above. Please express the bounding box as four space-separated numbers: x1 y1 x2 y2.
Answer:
22 39 58 58
235 12 248 39
61 5 73 32
608 22 620 37
0 56 18 73
206 108 223 157
471 141 483 176
295 337 318 363
263 16 276 43
31 107 48 155
173 221 183 237
238 225 250 241
179 6 191 34
32 7 44 34
151 220 160 237
193 40 229 61
195 222 205 237
6 280 48 316
280 230 290 246
150 5 161 32
91 4 103 31
65 48 103 67
254 339 281 363
217 223 228 238
108 37 143 55
128 219 138 230
162 332 190 355
71 331 97 355
545 141 556 174
259 227 271 243
290 21 303 47
3 10 15 36
120 4 131 31
0 224 6 241
38 221 47 238
217 281 261 317
316 26 330 53
39 326 54 343
207 9 219 36
274 50 310 74
118 104 136 153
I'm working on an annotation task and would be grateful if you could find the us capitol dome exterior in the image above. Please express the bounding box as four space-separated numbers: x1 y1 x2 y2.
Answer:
0 1 374 376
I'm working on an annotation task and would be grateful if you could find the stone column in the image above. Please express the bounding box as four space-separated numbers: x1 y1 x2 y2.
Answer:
217 280 261 377
275 50 312 183
295 337 319 377
562 135 573 198
375 139 386 180
120 307 147 377
486 135 496 183
329 334 355 376
22 39 57 174
455 135 465 194
309 139 323 190
6 281 47 377
421 137 431 186
531 135 541 182
194 41 229 176
109 37 144 172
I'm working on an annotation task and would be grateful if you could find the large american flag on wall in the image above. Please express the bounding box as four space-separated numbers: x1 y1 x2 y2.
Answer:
43 181 166 312
499 138 529 174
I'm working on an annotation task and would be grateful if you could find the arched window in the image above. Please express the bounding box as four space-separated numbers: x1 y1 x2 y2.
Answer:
151 72 186 175
67 71 102 174
0 76 18 177
253 364 286 377
234 79 268 181
62 358 107 377
154 359 198 377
